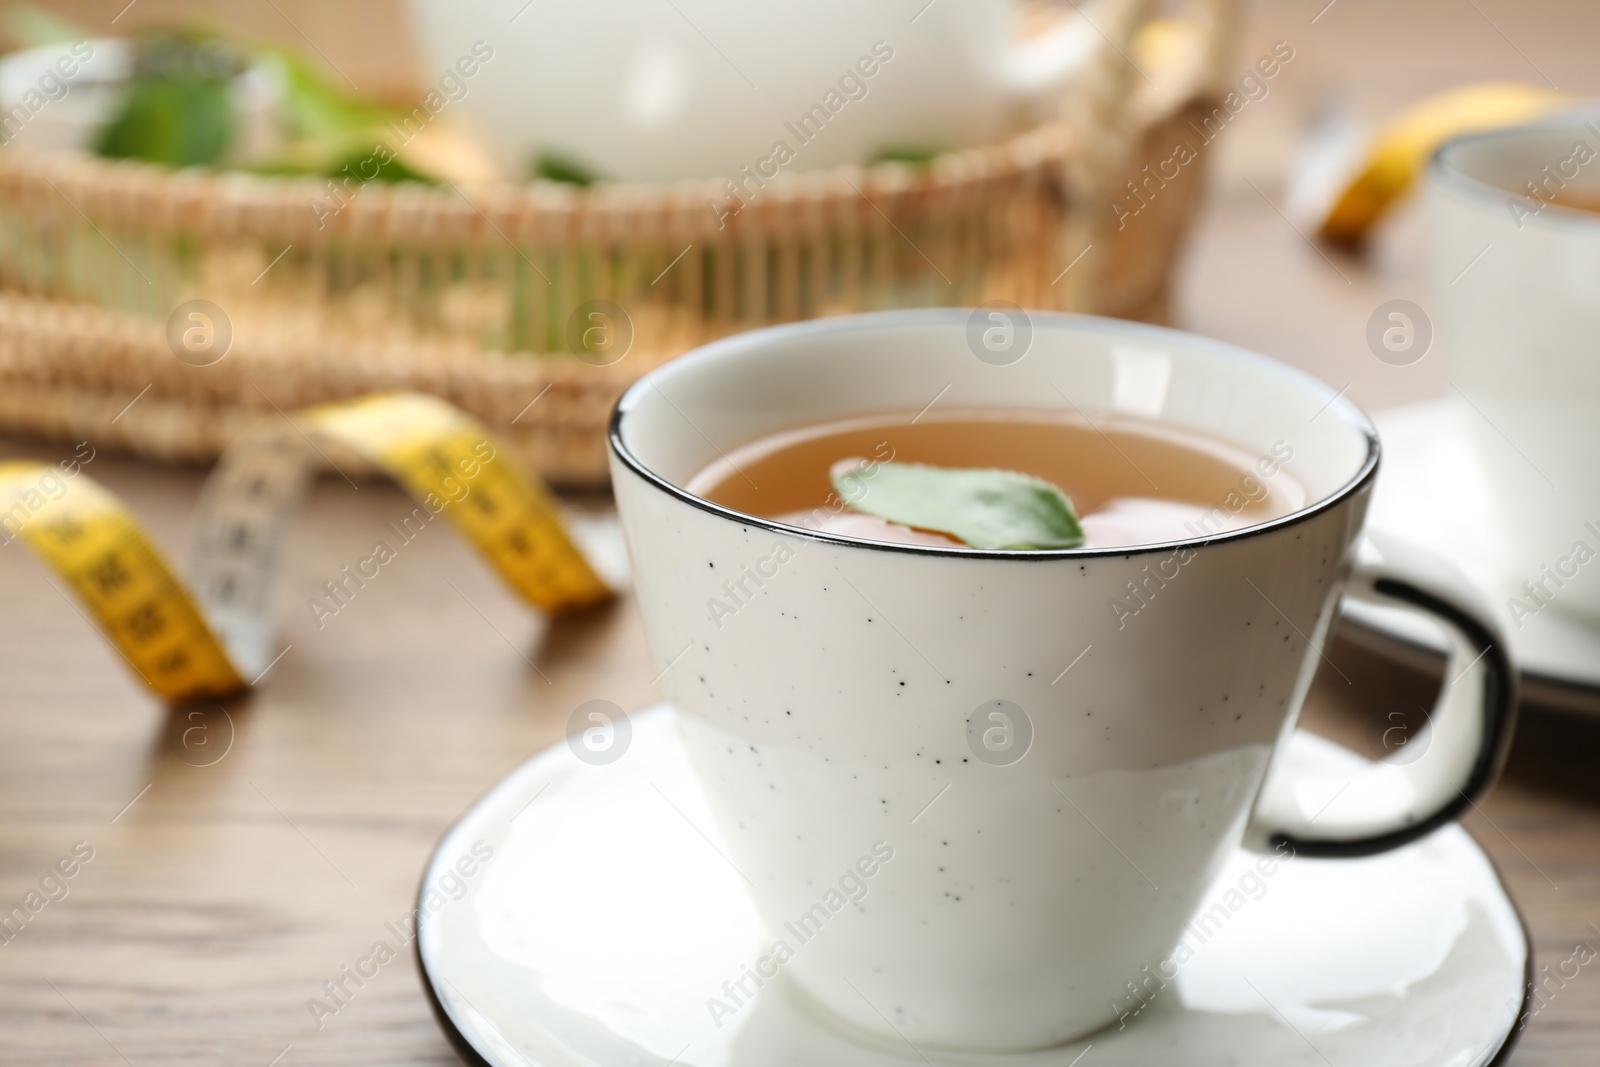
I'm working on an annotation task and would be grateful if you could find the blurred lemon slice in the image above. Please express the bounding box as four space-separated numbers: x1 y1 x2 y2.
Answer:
1133 17 1202 75
1318 82 1568 246
395 121 507 185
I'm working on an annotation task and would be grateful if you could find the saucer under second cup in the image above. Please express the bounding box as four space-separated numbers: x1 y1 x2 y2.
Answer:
1344 398 1600 713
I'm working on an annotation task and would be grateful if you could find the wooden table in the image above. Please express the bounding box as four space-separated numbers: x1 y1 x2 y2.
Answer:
4 0 1599 1063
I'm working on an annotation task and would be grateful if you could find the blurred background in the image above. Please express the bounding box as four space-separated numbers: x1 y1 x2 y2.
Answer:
0 0 1591 478
15 0 1594 409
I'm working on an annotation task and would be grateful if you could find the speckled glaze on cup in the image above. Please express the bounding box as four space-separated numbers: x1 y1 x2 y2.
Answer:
608 310 1516 1052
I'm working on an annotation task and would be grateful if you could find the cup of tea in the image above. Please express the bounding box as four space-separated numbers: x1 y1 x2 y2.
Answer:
608 310 1515 1051
1429 117 1600 625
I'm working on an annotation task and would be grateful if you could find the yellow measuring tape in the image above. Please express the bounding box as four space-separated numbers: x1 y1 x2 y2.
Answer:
0 392 612 704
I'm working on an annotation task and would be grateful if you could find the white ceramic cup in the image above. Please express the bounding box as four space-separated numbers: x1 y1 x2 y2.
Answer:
608 310 1516 1051
1429 118 1600 625
403 0 1098 182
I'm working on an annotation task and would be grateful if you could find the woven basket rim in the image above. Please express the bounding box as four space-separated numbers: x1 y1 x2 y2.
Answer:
0 0 1238 243
0 113 1079 202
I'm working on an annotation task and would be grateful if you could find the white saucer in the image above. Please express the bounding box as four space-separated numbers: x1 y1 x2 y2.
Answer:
1342 398 1600 713
416 706 1530 1067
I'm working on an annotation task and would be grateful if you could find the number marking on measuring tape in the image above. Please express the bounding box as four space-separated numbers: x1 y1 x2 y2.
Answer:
1 393 613 704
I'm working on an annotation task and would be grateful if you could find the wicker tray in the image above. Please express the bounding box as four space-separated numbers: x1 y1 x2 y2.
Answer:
0 0 1235 486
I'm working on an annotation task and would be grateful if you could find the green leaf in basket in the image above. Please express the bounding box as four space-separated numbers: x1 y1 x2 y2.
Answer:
94 30 249 168
251 135 437 185
870 144 944 167
96 75 234 167
835 462 1085 550
262 47 399 143
532 152 603 187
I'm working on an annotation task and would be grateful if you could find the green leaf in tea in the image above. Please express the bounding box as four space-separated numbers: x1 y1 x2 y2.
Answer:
835 461 1084 550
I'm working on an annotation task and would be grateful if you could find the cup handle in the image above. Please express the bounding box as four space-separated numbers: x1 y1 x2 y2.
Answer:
1246 535 1518 857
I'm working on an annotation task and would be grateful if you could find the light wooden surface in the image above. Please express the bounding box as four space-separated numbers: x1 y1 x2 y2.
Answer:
5 0 1600 1064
